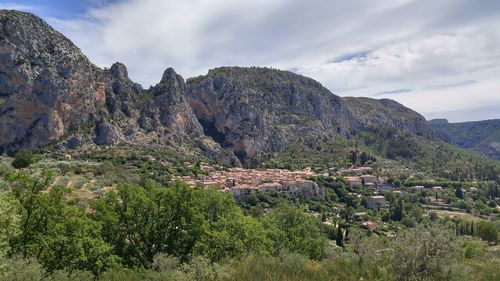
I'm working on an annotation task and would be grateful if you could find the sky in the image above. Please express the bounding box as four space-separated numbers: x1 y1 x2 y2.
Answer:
1 0 499 122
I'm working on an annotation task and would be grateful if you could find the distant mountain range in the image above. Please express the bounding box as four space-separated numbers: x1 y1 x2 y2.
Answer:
0 10 498 178
429 119 500 160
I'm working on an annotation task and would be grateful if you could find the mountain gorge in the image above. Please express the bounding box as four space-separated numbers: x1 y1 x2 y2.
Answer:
0 10 498 177
429 119 500 160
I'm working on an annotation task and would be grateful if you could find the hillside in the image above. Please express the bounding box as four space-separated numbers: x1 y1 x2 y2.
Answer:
429 119 500 160
342 97 432 137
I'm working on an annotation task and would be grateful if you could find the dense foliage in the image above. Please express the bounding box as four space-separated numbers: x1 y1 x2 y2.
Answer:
0 162 498 281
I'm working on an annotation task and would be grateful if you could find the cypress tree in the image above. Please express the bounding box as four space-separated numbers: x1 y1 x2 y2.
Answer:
336 224 344 247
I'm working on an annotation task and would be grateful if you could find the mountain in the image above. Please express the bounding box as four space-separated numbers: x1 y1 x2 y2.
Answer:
342 97 432 138
0 10 236 164
186 67 357 164
429 119 500 160
0 10 497 179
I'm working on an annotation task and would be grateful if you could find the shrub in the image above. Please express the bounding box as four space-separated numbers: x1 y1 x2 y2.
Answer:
11 150 33 169
390 224 464 281
476 221 498 243
464 239 487 259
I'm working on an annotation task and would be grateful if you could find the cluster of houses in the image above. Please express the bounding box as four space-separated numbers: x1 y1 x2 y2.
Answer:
179 166 325 200
178 163 458 209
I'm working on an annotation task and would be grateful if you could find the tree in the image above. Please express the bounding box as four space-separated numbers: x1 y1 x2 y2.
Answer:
93 182 205 267
360 152 368 165
0 190 22 257
193 188 270 261
391 197 404 221
476 221 497 243
8 172 117 274
336 224 343 247
390 224 462 281
263 203 326 260
11 150 33 169
454 187 464 199
350 151 357 165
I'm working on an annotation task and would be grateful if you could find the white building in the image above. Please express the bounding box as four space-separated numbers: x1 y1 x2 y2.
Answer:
366 195 386 209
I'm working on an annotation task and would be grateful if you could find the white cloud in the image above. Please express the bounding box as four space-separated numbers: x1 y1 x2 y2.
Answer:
29 0 500 121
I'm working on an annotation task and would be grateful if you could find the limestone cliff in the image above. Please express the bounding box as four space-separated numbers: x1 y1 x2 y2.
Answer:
0 10 104 154
0 10 237 164
186 67 356 163
0 10 466 168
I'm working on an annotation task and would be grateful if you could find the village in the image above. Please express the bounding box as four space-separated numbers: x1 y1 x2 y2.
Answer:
177 163 455 211
179 164 325 200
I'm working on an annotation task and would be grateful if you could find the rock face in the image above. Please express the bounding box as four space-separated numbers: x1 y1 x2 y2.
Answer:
0 10 237 164
186 67 356 163
0 10 105 154
342 97 432 137
429 119 500 160
0 10 455 166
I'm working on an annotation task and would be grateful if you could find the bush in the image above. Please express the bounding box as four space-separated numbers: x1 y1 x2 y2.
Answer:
11 150 33 169
390 224 464 281
0 257 45 281
464 239 487 259
476 221 498 243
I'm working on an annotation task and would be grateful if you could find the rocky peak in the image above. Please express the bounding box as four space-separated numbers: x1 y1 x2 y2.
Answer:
0 10 104 154
160 67 181 84
109 62 129 80
0 10 236 164
428 118 449 125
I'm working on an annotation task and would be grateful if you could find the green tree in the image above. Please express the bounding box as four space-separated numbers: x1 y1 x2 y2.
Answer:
0 191 22 257
350 151 357 165
360 152 368 165
263 203 326 260
8 172 117 274
391 197 404 221
455 187 464 199
336 224 343 247
476 221 497 243
11 150 33 169
390 224 463 281
193 188 270 261
93 182 205 267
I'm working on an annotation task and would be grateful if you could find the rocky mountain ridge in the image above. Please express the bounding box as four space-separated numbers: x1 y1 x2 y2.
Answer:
0 10 238 164
1 10 488 168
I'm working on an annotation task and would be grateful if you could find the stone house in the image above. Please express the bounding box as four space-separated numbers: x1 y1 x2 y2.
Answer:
366 195 386 209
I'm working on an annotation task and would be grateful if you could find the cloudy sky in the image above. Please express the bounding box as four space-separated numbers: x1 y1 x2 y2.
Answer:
1 0 500 122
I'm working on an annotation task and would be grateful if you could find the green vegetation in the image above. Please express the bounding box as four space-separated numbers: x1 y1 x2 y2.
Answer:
11 150 33 169
0 152 498 281
429 119 500 160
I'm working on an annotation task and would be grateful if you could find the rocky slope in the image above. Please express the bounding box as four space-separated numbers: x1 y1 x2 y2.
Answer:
186 67 357 164
0 10 236 164
429 119 500 160
0 10 104 154
342 97 432 138
0 10 495 171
